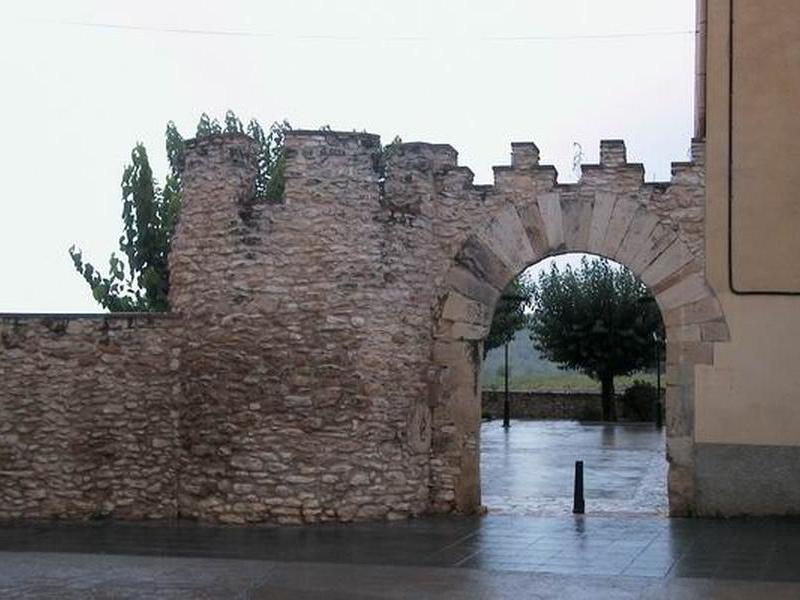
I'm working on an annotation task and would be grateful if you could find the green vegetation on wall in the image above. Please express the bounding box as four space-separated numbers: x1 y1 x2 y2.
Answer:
68 111 289 312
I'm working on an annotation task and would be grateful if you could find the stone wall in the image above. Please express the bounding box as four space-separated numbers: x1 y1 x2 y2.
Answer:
0 315 180 520
169 134 432 524
482 391 607 421
481 391 662 422
0 129 729 523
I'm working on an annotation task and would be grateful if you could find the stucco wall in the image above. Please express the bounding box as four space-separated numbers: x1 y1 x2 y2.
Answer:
695 0 800 515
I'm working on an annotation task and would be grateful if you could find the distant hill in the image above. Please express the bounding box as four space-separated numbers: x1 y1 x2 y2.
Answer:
481 329 658 393
482 329 572 380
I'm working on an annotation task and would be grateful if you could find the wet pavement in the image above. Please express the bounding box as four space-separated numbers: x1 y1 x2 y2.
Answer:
4 551 800 599
481 420 668 516
3 516 800 597
1 421 799 598
6 551 800 599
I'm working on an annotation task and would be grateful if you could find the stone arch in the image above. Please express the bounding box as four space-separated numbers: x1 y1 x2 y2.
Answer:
431 140 729 517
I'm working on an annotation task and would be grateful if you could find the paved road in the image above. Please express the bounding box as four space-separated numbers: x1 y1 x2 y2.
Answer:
481 420 667 516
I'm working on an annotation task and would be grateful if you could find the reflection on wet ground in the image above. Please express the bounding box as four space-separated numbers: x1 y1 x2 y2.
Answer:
3 515 800 583
481 420 667 516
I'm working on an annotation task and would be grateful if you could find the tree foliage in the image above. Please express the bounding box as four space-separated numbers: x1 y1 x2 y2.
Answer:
528 256 663 420
69 111 289 312
484 276 534 358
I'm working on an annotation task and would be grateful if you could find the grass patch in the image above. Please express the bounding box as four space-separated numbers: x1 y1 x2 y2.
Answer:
482 372 659 393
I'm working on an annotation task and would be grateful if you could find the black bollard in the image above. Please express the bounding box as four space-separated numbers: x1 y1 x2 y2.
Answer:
502 342 510 429
573 460 585 514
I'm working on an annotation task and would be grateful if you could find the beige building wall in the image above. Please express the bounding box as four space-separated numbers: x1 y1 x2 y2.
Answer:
694 0 800 514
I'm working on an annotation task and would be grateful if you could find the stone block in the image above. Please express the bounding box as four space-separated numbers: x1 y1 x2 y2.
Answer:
443 266 501 307
600 139 627 167
601 196 639 258
657 272 711 311
666 341 714 367
561 195 593 251
510 142 540 168
455 235 514 291
627 223 678 275
440 291 492 327
615 207 660 267
665 381 694 437
586 191 616 254
537 192 565 251
666 324 702 342
666 435 694 468
475 206 537 275
640 239 695 289
664 296 724 327
517 200 550 258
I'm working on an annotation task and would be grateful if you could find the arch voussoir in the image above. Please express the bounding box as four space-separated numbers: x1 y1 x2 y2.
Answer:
640 238 697 290
443 265 501 308
615 206 660 267
536 192 565 251
455 235 514 291
474 205 538 276
599 196 639 259
560 193 594 251
656 271 713 312
517 201 551 257
627 223 678 274
663 295 724 327
587 191 617 254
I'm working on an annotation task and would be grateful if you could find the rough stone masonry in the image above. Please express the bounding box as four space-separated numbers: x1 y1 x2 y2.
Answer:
0 130 729 524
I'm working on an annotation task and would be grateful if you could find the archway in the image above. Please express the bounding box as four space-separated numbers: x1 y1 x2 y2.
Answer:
480 252 669 516
431 140 728 517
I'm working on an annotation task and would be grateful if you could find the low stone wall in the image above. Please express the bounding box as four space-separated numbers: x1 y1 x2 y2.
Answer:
482 390 661 422
482 390 607 420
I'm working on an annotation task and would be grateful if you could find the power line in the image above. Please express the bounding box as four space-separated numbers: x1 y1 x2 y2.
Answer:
29 18 696 43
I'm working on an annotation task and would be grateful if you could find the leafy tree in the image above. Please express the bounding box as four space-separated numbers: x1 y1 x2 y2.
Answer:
528 257 663 421
69 111 289 312
484 276 534 358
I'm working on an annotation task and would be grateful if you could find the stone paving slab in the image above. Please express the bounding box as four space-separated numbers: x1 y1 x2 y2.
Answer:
3 551 800 599
2 515 800 584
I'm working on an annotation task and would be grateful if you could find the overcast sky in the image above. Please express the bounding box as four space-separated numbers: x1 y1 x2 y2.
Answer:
0 1 696 312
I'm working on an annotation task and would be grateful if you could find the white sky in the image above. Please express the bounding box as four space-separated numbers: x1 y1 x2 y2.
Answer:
0 1 696 312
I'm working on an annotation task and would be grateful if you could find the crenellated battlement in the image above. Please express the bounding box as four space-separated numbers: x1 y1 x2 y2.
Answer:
175 129 707 284
177 131 702 212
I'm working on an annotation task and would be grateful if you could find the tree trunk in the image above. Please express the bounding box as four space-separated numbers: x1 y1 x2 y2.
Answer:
601 375 617 422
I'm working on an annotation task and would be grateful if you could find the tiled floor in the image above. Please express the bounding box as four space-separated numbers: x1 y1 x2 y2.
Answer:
2 515 800 582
